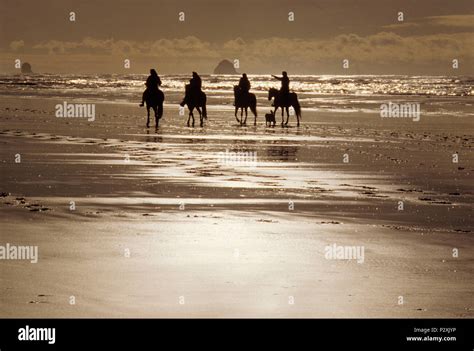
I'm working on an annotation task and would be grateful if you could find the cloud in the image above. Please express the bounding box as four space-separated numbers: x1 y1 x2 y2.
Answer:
4 31 473 73
428 15 474 28
227 32 473 64
9 40 25 51
222 38 247 51
383 14 474 30
382 23 420 30
31 36 221 59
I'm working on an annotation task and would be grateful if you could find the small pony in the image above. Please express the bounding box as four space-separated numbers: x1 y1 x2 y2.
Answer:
265 111 276 126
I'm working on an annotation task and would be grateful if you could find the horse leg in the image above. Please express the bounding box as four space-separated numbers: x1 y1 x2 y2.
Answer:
146 107 150 128
243 108 248 125
295 106 300 127
235 107 240 124
197 107 203 127
285 107 290 126
151 106 158 129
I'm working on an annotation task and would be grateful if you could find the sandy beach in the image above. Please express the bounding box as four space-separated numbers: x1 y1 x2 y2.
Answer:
0 93 473 318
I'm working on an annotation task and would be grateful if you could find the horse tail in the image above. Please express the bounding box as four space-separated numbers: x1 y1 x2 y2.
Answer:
293 94 301 119
295 103 301 119
158 90 164 119
157 104 163 119
251 104 257 118
200 92 207 119
250 94 257 117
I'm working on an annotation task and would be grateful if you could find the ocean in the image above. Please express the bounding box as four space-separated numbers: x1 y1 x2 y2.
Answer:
1 74 473 116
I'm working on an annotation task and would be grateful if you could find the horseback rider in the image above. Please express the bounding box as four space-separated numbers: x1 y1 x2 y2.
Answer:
140 69 162 107
238 73 251 94
272 71 290 104
190 71 202 91
180 71 202 106
236 73 251 105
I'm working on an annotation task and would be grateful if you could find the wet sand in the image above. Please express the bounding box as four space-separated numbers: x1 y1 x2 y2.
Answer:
0 96 473 317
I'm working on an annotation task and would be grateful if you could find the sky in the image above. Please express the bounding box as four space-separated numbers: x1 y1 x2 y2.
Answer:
0 0 473 74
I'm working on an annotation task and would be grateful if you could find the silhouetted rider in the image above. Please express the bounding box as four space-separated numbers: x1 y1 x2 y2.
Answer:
190 71 202 91
140 69 162 106
272 71 290 96
181 72 202 106
238 73 251 94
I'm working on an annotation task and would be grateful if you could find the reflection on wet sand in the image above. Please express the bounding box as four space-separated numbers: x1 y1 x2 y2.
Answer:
0 96 473 318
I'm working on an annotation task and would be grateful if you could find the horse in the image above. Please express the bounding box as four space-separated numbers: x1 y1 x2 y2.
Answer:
233 86 257 125
268 88 301 126
182 86 207 127
141 88 164 129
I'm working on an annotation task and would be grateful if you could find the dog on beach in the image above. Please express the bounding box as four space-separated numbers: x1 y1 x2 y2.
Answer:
265 111 276 126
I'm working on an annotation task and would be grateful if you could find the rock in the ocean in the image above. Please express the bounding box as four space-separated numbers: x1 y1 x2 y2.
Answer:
213 59 238 74
21 62 32 74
